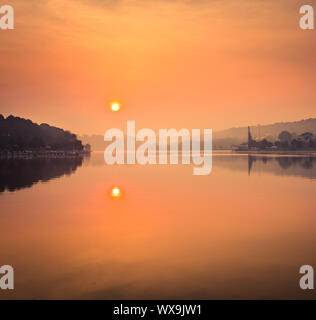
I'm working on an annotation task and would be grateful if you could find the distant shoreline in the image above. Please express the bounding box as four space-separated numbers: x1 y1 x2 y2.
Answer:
2 149 316 160
0 150 90 160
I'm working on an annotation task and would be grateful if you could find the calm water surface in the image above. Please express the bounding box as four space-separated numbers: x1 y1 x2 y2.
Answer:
1 152 316 299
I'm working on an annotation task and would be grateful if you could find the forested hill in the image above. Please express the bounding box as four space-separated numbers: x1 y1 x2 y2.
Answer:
0 114 83 151
213 118 316 148
215 118 316 141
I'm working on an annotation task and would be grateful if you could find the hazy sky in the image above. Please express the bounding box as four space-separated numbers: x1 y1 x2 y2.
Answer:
1 0 315 134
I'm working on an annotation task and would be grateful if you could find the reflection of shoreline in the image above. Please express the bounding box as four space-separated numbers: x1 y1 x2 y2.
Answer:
0 156 88 193
248 156 316 179
210 154 316 180
233 150 316 156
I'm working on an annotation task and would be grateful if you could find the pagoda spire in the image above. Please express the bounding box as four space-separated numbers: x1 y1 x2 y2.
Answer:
248 126 254 148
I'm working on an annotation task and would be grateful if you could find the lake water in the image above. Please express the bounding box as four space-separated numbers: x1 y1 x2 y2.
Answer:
1 152 316 299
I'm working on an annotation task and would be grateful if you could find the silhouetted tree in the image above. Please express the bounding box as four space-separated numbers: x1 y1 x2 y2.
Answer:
278 131 293 144
291 139 304 150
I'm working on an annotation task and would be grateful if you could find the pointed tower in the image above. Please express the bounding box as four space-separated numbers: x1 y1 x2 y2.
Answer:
248 126 254 148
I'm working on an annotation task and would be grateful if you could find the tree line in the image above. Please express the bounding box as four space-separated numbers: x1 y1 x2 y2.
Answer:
0 114 83 151
250 130 316 150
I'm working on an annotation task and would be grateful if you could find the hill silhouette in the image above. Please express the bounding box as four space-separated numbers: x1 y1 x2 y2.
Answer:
213 118 316 148
0 114 83 151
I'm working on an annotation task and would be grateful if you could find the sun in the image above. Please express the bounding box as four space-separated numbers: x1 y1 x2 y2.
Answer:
111 187 121 198
110 102 121 112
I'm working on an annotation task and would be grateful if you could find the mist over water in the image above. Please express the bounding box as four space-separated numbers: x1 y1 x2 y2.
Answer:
1 152 316 299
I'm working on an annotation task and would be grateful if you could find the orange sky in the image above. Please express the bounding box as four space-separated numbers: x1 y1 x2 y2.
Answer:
0 0 315 135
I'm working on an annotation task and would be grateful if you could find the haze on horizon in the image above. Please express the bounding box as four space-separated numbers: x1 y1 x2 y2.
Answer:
1 0 315 135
